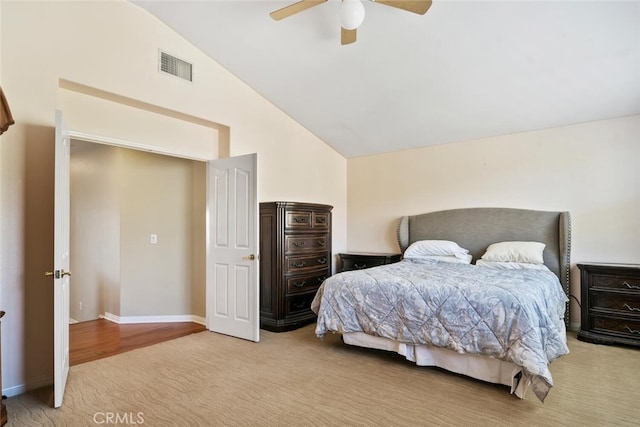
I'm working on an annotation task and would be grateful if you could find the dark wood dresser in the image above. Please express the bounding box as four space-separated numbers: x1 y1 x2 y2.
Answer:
338 252 402 273
577 263 640 347
259 202 332 332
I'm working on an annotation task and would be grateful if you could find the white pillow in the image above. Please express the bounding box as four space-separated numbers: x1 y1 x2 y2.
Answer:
480 241 546 264
404 240 469 260
409 254 473 264
475 259 550 271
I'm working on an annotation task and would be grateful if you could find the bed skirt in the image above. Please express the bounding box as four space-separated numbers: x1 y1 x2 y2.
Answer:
342 332 530 398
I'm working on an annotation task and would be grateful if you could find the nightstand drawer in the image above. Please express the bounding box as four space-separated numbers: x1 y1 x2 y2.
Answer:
591 314 640 340
338 253 402 273
591 292 640 315
285 235 329 254
591 274 640 293
341 258 382 271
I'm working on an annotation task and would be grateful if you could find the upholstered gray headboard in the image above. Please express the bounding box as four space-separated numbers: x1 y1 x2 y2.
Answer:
397 208 571 325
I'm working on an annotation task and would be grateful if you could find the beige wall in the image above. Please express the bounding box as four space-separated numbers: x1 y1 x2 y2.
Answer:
0 1 347 396
60 86 221 161
119 148 197 317
348 115 640 328
70 141 122 322
70 142 206 322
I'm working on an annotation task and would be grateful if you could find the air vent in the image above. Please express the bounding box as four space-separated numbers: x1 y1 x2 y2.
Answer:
159 51 193 82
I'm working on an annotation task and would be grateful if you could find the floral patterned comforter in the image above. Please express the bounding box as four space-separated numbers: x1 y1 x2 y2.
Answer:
311 259 569 402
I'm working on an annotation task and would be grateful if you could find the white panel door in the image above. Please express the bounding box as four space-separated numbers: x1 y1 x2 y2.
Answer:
51 110 71 408
206 153 259 342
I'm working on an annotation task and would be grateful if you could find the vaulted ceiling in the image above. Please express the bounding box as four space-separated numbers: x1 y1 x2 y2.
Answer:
134 1 640 158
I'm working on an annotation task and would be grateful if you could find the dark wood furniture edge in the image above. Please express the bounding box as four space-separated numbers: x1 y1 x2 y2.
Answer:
577 329 640 348
260 314 316 332
1 310 6 427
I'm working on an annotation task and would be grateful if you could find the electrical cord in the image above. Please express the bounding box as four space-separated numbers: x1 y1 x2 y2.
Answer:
569 294 581 308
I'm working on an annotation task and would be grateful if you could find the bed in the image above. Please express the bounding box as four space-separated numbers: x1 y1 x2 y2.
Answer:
311 207 571 402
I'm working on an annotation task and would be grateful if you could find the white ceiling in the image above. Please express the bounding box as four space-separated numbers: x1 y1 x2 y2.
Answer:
134 0 640 158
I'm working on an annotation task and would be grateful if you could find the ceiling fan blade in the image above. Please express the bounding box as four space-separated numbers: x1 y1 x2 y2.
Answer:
373 0 433 15
270 0 327 21
341 27 357 45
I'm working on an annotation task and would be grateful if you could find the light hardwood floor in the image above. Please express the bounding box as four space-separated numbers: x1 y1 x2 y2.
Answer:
69 319 206 366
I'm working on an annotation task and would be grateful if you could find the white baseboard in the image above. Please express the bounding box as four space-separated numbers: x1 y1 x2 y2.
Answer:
3 373 52 398
568 322 580 332
101 312 206 326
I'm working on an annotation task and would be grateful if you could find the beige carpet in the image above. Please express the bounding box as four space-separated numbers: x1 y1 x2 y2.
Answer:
6 325 639 426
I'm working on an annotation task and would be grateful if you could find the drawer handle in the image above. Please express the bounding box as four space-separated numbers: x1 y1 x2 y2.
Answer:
293 241 305 248
294 280 306 288
292 301 307 310
624 325 640 335
316 217 326 223
623 281 640 290
317 257 327 264
355 263 367 269
317 240 326 246
623 303 640 312
292 261 306 268
317 276 326 284
293 217 308 224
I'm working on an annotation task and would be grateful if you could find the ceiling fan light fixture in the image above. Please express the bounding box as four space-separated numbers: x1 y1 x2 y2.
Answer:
340 0 365 30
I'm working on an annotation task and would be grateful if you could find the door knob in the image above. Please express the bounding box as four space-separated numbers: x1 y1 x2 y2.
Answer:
45 269 72 278
242 254 255 261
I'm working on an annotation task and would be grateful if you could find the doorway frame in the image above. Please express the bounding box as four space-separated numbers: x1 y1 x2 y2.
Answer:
68 135 209 325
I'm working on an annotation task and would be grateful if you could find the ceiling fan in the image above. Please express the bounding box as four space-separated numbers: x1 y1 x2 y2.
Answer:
270 0 433 45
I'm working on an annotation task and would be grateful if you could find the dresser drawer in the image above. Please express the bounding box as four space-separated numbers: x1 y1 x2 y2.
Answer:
591 291 640 316
286 269 329 294
312 212 330 230
285 210 330 231
285 293 317 316
285 235 329 254
286 253 329 272
591 274 640 292
286 210 312 229
591 314 640 340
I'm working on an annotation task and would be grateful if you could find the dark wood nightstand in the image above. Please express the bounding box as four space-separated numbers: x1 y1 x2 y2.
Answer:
577 263 640 347
337 252 402 273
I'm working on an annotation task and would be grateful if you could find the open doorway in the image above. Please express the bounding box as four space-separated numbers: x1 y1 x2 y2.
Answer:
68 139 207 363
56 82 257 376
